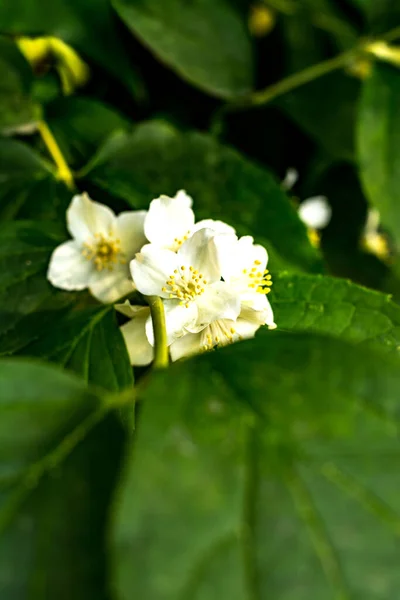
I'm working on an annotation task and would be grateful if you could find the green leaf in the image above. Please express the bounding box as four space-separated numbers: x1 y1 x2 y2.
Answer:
0 221 74 356
0 359 125 600
25 306 134 393
0 0 145 100
0 221 133 394
112 332 400 599
0 139 71 221
0 36 40 134
358 64 400 250
273 272 400 354
112 0 253 99
82 121 321 273
44 97 131 169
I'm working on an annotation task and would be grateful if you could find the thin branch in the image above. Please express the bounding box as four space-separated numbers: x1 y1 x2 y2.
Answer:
211 25 400 137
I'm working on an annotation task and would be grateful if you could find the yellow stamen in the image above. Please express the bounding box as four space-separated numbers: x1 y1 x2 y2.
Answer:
81 233 125 271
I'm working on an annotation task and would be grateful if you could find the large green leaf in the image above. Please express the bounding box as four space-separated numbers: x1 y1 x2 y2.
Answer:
44 97 131 170
112 0 253 99
0 139 71 221
82 121 321 273
0 359 125 600
112 332 400 599
0 221 133 394
0 0 144 99
358 64 400 250
273 272 400 353
0 37 40 134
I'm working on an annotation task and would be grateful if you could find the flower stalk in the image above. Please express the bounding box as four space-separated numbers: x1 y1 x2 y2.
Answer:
145 295 169 369
37 120 75 190
211 24 400 137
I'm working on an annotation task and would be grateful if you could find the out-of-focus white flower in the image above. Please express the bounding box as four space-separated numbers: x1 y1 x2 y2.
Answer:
298 196 331 230
47 193 147 303
282 169 331 247
361 208 391 262
143 189 235 251
297 196 331 248
131 228 240 344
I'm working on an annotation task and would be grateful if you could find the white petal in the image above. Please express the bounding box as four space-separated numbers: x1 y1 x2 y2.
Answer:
144 190 195 247
170 332 202 361
47 240 93 291
89 267 134 304
189 281 240 332
115 300 139 318
67 193 116 243
178 228 221 282
120 307 153 366
217 235 268 283
115 210 147 258
240 297 276 328
193 219 236 235
130 246 180 297
145 300 198 346
298 196 331 229
233 318 261 340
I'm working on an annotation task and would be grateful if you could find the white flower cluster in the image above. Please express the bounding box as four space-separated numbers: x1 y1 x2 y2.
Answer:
48 190 276 364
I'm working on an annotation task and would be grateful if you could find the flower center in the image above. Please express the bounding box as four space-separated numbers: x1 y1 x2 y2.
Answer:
242 259 272 294
82 233 126 271
162 265 207 307
201 320 237 351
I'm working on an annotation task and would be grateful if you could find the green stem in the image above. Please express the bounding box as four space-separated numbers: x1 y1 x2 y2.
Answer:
146 295 169 369
211 25 400 137
37 120 75 190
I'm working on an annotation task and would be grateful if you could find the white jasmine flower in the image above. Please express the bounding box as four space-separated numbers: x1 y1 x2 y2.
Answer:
298 196 331 230
131 228 241 343
217 235 275 321
120 234 276 365
170 235 277 361
144 189 235 251
48 193 147 303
